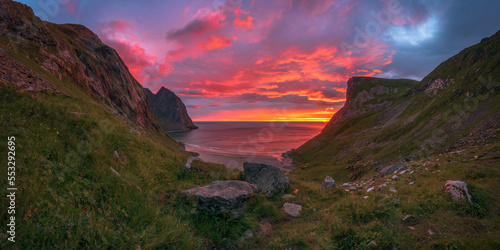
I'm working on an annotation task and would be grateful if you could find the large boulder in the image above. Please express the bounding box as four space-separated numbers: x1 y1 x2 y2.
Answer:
321 176 335 189
378 162 404 177
282 203 302 217
244 162 289 196
182 180 258 213
444 180 473 205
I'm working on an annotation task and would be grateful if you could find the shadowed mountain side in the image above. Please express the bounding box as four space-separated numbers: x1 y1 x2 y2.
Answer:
144 87 198 132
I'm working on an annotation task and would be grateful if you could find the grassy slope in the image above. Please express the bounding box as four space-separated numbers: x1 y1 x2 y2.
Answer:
0 27 251 248
292 33 500 183
243 143 500 249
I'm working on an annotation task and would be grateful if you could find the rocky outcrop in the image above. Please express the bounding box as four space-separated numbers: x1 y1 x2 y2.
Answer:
244 162 289 196
321 176 335 189
0 0 159 131
444 180 473 205
282 203 302 217
293 30 500 179
378 162 405 177
182 180 258 213
144 87 197 132
322 77 416 132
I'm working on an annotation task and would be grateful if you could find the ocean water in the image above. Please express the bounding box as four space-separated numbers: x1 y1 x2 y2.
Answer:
169 122 326 169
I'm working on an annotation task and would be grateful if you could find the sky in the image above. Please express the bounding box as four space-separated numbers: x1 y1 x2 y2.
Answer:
18 0 500 121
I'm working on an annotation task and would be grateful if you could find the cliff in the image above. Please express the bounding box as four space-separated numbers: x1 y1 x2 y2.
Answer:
144 87 198 132
0 0 159 131
292 30 500 181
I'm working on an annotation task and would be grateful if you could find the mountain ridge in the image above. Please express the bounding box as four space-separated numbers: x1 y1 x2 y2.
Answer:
292 30 500 181
0 0 161 131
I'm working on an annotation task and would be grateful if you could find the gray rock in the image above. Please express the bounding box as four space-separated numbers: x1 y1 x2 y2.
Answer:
282 194 295 199
244 162 289 196
182 180 258 213
444 180 473 204
378 162 404 177
282 203 302 217
348 186 357 191
367 240 377 247
239 229 253 241
184 156 197 171
321 176 335 189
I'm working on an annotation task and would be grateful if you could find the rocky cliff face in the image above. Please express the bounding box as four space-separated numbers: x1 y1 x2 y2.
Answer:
0 0 159 131
145 87 197 132
293 30 500 179
322 77 418 132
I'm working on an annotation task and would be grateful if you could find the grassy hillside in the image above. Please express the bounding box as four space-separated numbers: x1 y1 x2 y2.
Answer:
243 143 500 249
292 31 500 183
0 82 248 248
1 1 499 248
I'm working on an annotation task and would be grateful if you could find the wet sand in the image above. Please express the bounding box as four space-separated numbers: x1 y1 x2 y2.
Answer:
185 145 295 171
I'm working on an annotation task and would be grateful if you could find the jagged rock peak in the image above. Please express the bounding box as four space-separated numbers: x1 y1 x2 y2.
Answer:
145 87 198 132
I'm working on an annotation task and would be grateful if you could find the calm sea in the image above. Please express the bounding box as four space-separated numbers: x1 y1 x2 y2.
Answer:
169 122 325 169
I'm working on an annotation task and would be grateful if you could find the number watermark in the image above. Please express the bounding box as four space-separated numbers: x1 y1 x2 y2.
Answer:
6 136 17 243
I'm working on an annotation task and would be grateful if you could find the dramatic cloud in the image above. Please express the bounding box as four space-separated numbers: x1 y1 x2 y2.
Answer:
197 35 232 51
19 0 500 121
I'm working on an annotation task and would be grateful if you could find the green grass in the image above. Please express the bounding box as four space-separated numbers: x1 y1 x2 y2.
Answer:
240 143 500 249
0 86 251 248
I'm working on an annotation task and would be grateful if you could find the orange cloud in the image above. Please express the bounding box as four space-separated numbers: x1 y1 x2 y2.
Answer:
234 6 255 30
234 15 255 30
197 35 232 51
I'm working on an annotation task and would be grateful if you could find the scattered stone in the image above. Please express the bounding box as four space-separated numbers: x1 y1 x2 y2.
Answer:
114 150 122 163
110 167 121 177
428 228 436 235
239 229 253 241
321 176 336 189
342 183 350 187
348 186 357 191
444 180 473 204
403 214 412 221
282 194 295 199
367 240 377 247
184 156 197 171
182 180 258 213
392 175 399 180
313 208 317 212
363 196 369 199
409 182 415 185
366 187 374 193
378 162 404 177
410 171 415 174
379 183 388 187
474 155 479 159
244 162 289 196
409 226 415 230
344 189 350 192
399 170 408 175
282 203 302 217
389 187 397 193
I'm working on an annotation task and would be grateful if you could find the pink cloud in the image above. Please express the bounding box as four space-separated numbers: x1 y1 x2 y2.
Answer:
197 35 232 51
98 20 172 84
233 6 255 30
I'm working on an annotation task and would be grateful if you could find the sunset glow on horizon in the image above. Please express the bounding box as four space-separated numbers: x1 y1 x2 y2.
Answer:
19 0 500 121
